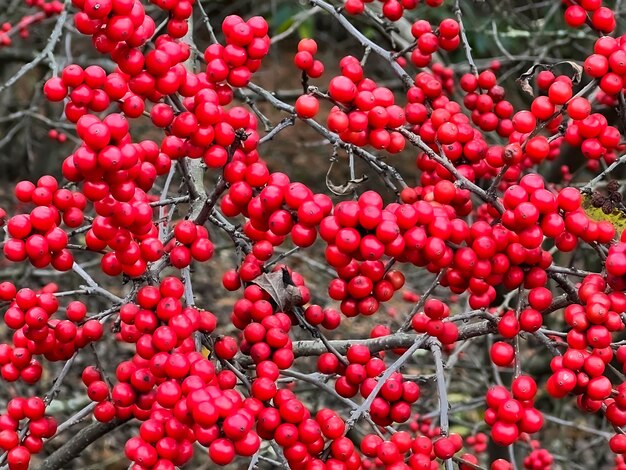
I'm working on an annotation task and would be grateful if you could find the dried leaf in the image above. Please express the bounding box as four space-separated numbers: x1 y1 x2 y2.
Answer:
516 64 543 97
517 61 583 97
252 271 302 312
516 78 535 97
554 60 583 84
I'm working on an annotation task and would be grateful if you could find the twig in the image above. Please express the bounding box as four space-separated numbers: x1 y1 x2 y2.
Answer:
0 121 25 150
543 413 613 438
247 450 260 470
247 82 406 192
293 306 349 366
454 0 479 77
399 270 445 332
54 403 97 435
508 444 519 470
583 152 626 191
149 195 190 207
307 0 413 89
264 246 300 270
0 0 70 95
398 127 504 213
72 262 123 304
259 116 296 145
346 335 427 428
431 341 453 470
158 166 176 241
514 286 524 378
196 0 219 44
45 354 78 405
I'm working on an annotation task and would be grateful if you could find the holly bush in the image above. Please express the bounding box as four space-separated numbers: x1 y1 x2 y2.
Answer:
1 0 626 469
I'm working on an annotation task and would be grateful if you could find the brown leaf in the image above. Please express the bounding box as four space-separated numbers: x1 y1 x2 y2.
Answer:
516 64 543 97
252 271 302 312
555 60 583 84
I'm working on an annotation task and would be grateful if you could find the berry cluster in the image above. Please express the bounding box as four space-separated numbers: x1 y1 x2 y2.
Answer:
484 376 543 446
0 396 57 470
565 110 621 169
221 170 331 253
612 434 626 465
294 38 325 78
72 0 157 51
523 441 554 470
59 113 169 277
548 275 624 406
407 413 440 437
464 432 488 454
203 15 270 88
302 304 342 331
3 176 87 270
585 35 626 94
86 278 256 469
410 298 460 345
493 181 613 289
325 57 406 152
563 0 616 33
344 0 443 21
360 432 468 469
46 129 68 143
323 192 441 318
3 0 626 468
319 344 421 425
167 220 215 268
606 233 626 288
227 284 296 369
413 71 500 183
409 19 461 68
459 69 511 135
44 65 118 119
0 283 103 382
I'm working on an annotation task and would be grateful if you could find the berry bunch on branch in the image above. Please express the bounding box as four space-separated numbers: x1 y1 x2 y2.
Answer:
2 0 626 469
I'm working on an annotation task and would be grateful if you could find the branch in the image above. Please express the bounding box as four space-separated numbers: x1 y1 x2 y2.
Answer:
247 82 407 192
0 0 70 95
398 127 504 213
189 132 245 225
292 306 349 366
259 116 296 145
431 341 454 470
45 354 78 406
39 419 127 470
72 262 123 304
307 0 413 89
548 271 580 303
454 0 479 77
583 152 626 191
238 319 496 366
196 0 219 44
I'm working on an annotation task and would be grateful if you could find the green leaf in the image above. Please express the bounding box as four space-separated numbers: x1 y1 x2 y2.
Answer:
276 18 294 34
297 19 314 39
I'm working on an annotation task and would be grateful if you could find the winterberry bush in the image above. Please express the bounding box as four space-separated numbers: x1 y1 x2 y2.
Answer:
3 0 626 469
